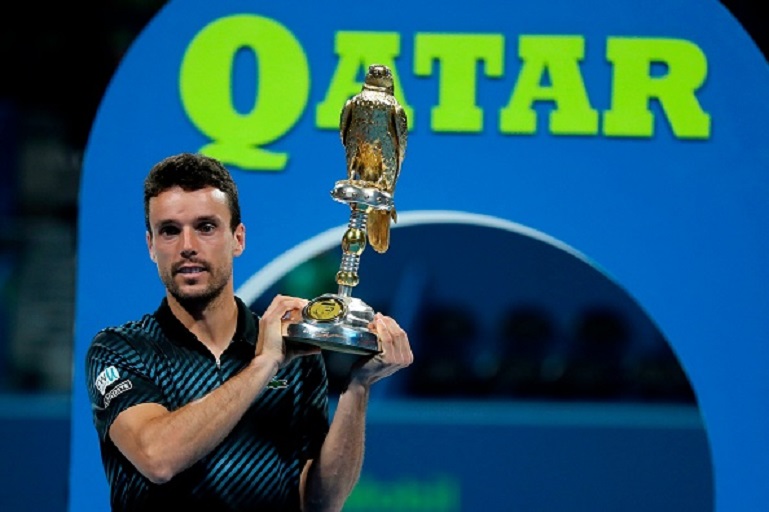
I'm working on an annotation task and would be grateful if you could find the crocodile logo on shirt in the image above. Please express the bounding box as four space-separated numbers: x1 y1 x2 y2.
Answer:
266 378 288 390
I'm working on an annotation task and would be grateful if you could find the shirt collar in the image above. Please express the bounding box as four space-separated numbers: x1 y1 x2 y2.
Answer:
153 296 257 348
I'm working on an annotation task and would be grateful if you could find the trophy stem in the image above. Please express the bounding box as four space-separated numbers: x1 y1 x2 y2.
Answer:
336 204 369 298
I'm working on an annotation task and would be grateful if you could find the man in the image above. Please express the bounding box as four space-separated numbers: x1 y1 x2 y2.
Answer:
85 152 413 511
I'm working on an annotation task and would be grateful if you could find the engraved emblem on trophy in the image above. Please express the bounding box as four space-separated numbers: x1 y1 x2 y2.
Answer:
286 64 408 354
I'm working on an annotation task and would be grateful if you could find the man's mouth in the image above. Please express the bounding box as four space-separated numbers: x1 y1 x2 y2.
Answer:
176 265 207 275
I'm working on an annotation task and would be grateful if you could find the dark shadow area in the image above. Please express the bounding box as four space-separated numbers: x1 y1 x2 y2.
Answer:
251 222 697 407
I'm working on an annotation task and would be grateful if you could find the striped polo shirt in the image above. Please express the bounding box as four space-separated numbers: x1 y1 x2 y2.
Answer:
85 296 329 511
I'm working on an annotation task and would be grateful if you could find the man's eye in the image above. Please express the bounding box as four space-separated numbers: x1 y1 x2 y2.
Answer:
198 223 216 233
159 226 179 236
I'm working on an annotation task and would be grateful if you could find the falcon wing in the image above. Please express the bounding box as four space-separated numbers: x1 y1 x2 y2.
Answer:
385 104 408 191
393 104 408 164
339 98 354 146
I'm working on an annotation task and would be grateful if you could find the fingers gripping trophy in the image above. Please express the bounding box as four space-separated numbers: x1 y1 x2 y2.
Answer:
286 64 408 354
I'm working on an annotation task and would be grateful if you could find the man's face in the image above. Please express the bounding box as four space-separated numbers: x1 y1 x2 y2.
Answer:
146 186 245 306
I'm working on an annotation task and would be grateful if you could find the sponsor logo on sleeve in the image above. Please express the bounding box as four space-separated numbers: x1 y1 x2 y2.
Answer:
95 366 121 395
104 380 133 408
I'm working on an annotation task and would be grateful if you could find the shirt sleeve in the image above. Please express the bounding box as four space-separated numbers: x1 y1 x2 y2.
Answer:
84 328 168 441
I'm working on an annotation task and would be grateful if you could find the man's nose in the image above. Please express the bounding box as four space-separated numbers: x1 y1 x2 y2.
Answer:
180 228 198 258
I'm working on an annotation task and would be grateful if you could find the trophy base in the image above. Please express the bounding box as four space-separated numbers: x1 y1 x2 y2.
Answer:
286 323 380 355
285 294 381 355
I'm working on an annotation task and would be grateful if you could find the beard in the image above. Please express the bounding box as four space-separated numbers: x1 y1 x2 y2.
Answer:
159 259 232 312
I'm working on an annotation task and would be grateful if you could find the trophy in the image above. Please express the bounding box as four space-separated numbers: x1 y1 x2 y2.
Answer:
286 64 408 355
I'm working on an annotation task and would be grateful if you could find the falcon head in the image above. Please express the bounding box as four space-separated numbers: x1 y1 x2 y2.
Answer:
363 64 394 94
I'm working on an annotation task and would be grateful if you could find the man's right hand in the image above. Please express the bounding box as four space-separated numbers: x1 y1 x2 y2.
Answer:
256 294 319 368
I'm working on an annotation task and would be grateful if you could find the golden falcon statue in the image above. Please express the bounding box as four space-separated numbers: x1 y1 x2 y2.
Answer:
339 64 408 253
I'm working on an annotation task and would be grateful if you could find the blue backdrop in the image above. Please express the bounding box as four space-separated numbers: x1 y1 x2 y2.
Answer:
70 1 769 510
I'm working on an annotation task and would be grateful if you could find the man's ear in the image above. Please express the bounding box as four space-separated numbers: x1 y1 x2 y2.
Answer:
146 231 157 262
233 223 246 257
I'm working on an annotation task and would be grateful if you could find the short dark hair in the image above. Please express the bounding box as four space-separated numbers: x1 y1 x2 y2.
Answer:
143 153 242 232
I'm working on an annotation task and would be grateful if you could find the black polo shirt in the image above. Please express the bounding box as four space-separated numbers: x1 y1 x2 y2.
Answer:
85 296 329 512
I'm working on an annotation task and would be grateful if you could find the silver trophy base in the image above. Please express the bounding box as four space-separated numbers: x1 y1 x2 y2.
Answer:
285 294 380 355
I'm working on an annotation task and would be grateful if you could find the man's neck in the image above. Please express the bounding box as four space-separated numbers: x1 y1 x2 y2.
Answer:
167 291 239 358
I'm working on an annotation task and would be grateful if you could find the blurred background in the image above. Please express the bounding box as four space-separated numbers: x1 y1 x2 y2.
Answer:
0 1 765 510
